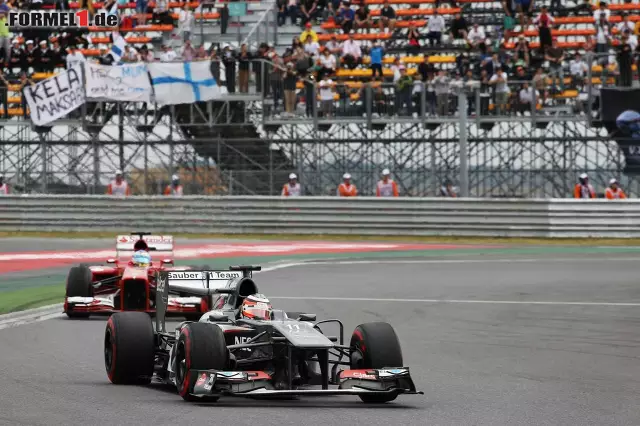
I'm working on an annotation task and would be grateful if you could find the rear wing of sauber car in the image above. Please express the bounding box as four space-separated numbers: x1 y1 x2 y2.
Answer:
155 266 262 332
115 234 174 261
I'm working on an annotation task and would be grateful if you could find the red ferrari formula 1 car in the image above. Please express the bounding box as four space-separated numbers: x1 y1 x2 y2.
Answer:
64 232 212 320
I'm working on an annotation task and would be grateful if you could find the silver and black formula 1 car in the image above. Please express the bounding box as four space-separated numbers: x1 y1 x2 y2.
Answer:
104 266 422 403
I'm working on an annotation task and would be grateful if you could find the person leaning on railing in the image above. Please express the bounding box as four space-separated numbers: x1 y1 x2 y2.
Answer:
605 179 626 199
164 175 183 196
238 44 251 93
18 72 33 119
517 82 538 115
574 173 595 199
337 173 357 197
283 63 298 116
376 169 398 197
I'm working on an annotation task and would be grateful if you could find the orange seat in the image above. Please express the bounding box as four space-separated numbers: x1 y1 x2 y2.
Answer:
0 108 28 117
81 48 101 56
140 12 220 19
90 24 173 32
360 55 455 64
608 3 640 11
517 28 624 37
336 67 418 77
89 36 154 43
503 40 622 49
298 81 383 90
488 103 543 111
363 0 493 3
68 1 200 9
368 7 461 16
318 32 392 41
555 15 640 25
322 19 426 30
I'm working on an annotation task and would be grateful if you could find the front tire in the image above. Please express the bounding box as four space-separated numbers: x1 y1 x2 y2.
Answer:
65 265 94 318
350 322 404 403
104 312 155 385
174 322 228 401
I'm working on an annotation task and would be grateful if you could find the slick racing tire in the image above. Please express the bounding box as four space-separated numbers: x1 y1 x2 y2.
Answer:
104 312 155 385
350 322 404 404
175 322 228 402
65 265 94 318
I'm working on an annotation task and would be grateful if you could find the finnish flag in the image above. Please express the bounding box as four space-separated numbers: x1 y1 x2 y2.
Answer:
148 61 220 106
109 32 126 64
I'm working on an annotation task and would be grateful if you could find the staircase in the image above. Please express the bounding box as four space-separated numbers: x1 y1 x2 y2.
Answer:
168 3 293 194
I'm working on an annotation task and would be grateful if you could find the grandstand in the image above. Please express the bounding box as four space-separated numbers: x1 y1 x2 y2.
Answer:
0 0 638 197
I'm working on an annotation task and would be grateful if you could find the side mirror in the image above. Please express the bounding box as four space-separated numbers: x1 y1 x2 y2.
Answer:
297 313 316 322
205 311 227 322
161 259 174 265
106 258 116 264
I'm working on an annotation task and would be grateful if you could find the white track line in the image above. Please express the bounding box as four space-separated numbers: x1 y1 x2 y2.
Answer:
0 304 65 331
2 255 639 331
269 296 640 307
298 257 640 266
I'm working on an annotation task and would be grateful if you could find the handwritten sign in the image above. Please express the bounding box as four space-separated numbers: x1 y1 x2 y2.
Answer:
23 63 85 126
86 62 151 102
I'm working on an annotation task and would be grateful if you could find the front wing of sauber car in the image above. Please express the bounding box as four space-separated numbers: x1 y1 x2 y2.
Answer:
186 368 422 399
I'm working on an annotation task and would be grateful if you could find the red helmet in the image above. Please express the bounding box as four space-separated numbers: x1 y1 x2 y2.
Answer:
240 294 272 320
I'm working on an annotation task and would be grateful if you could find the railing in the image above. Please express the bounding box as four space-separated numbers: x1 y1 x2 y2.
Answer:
262 77 591 123
261 51 639 126
0 195 639 238
8 51 636 124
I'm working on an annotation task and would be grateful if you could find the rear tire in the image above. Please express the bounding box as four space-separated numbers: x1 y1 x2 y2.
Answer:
175 322 228 401
350 322 404 404
65 265 94 318
104 312 155 385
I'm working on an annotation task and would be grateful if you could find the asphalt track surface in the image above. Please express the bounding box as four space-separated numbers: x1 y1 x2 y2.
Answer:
1 251 640 426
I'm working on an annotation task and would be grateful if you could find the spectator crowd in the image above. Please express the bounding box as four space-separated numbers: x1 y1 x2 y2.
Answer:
0 0 638 119
233 0 640 118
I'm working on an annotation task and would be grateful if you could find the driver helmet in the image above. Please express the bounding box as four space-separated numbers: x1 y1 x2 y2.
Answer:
132 250 151 267
240 294 272 320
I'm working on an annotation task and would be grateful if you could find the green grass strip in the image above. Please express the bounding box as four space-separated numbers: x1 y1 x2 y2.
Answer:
0 285 64 315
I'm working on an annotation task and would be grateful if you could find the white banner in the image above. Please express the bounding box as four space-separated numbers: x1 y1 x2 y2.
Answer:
23 63 85 126
148 60 220 106
86 62 151 102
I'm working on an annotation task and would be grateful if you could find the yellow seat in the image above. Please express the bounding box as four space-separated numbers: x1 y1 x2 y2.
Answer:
336 68 418 77
360 55 456 65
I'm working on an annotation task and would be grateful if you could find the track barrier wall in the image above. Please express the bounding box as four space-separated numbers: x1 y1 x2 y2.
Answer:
1 195 639 238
